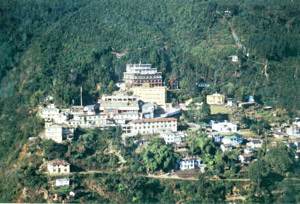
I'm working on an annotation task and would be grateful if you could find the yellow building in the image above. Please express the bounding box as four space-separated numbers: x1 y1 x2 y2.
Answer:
131 84 166 106
206 93 225 105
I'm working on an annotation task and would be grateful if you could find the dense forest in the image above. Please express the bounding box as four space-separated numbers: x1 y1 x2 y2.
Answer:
1 0 300 202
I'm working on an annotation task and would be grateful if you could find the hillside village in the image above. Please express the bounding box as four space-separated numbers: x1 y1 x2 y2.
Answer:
34 63 300 202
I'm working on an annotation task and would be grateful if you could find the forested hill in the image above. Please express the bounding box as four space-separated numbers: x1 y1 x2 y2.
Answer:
0 0 300 199
1 0 300 109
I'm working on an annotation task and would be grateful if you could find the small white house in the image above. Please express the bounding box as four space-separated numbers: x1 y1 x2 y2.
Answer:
246 140 263 149
230 55 238 62
221 144 233 152
244 148 254 154
47 159 70 174
55 178 70 187
211 121 237 133
238 154 253 164
222 134 243 146
160 131 186 145
178 158 203 171
212 133 222 143
273 132 286 138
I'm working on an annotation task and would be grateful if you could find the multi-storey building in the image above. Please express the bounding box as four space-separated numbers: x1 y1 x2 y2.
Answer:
98 94 140 123
206 93 225 105
123 64 163 87
178 158 205 171
141 103 157 119
160 131 186 145
131 85 167 106
124 117 177 136
211 121 237 133
45 123 63 143
39 104 60 121
44 122 74 143
222 134 243 146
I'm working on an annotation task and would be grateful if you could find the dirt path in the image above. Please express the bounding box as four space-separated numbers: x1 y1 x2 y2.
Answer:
228 21 243 50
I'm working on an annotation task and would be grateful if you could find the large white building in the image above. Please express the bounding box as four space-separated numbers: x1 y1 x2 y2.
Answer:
124 117 177 136
98 94 140 123
131 85 167 106
211 121 237 132
45 123 63 143
45 122 74 143
123 64 163 87
39 104 60 121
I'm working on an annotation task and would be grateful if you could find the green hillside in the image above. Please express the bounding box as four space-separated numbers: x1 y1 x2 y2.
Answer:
1 0 300 202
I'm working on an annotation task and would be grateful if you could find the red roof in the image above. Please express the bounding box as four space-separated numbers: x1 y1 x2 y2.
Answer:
131 117 177 124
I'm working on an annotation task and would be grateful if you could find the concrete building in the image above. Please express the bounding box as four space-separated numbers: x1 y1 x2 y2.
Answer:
141 103 157 119
246 139 263 149
221 144 233 152
47 159 70 174
211 121 237 133
286 125 300 136
131 85 167 106
244 148 254 154
160 131 186 145
124 117 177 136
238 154 253 164
45 123 63 143
39 105 60 121
206 93 225 105
70 106 85 115
44 123 74 143
123 64 163 87
227 98 237 107
99 94 140 123
178 158 204 171
222 134 243 146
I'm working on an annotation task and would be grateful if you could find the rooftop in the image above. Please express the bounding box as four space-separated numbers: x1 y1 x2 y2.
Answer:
100 102 139 108
131 117 177 124
224 134 242 139
48 159 70 166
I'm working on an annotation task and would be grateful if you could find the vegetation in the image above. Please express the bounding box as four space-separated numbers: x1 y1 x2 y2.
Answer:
1 0 300 202
142 138 179 173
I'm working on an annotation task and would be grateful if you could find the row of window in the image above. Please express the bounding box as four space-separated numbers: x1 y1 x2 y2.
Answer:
134 124 175 129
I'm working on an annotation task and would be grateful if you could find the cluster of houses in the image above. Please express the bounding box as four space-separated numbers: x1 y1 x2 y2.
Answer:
40 64 181 143
272 122 300 138
40 63 300 183
40 63 204 173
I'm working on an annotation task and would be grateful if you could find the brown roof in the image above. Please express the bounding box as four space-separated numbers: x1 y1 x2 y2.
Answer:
130 117 177 124
48 159 69 166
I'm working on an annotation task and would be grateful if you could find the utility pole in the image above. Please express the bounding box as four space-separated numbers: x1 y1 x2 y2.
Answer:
80 86 83 107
